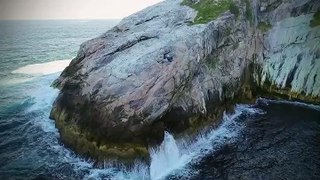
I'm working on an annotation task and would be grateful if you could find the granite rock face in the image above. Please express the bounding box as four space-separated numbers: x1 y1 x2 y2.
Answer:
254 0 320 102
50 0 320 160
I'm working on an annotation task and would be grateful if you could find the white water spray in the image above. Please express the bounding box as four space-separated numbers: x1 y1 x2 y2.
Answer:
149 131 188 180
82 104 265 180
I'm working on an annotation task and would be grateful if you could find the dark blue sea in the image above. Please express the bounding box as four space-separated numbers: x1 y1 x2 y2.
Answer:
0 20 319 180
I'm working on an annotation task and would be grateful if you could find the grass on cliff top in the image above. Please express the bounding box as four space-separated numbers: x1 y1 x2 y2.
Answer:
310 10 320 27
182 0 238 24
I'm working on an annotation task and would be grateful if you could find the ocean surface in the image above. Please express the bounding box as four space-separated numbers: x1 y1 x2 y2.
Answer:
0 20 319 180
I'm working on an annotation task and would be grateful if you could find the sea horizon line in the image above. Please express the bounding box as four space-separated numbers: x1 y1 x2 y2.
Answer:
0 18 122 21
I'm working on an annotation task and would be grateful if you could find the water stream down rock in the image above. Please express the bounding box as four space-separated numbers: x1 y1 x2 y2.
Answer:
50 0 320 161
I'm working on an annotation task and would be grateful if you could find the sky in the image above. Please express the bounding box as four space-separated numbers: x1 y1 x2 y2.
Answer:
0 0 163 20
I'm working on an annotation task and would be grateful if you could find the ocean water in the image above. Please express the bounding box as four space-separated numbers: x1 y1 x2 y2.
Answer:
0 20 320 180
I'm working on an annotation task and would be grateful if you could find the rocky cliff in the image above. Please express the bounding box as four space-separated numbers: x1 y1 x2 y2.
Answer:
254 0 320 102
50 0 320 161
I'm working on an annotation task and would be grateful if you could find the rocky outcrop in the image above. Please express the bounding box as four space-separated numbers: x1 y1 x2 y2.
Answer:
50 0 320 161
253 0 320 103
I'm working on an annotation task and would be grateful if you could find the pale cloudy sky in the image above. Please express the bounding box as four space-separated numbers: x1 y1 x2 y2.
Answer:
0 0 163 20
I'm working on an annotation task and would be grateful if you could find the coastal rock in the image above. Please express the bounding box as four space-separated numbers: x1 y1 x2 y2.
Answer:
50 0 320 160
261 14 320 97
254 0 320 102
51 0 253 160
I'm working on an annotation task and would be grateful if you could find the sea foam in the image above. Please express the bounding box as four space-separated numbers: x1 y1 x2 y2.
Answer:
12 59 72 75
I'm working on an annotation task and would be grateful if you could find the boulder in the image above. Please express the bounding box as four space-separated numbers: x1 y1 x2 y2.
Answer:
51 0 253 160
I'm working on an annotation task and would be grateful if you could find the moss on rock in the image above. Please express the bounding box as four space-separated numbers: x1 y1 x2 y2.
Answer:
52 107 149 163
258 22 272 32
229 2 240 18
182 0 236 24
242 0 253 24
252 76 320 105
310 10 320 27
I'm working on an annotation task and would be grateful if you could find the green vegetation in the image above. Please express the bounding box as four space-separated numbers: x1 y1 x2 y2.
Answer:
229 2 240 18
242 0 253 24
310 10 320 27
206 59 217 69
257 22 272 32
205 55 218 69
182 0 238 24
244 0 253 24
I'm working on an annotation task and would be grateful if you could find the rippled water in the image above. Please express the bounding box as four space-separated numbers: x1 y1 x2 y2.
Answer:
0 20 119 85
0 20 320 180
168 99 320 179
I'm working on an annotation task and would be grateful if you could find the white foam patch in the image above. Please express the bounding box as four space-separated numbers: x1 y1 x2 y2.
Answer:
12 59 72 75
20 73 95 174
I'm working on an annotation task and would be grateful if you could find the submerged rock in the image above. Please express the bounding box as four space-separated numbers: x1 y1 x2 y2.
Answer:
50 0 320 161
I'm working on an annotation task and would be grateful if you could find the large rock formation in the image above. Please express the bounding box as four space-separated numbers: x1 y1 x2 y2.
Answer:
50 0 320 161
254 0 320 102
